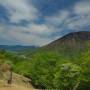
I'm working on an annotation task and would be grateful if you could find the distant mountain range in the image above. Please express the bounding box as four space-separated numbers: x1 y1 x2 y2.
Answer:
0 45 36 52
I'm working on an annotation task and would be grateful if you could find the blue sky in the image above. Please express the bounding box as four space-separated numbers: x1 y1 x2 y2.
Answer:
0 0 90 46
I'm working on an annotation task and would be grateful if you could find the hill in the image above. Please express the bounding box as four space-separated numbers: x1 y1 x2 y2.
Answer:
27 31 90 89
43 31 90 51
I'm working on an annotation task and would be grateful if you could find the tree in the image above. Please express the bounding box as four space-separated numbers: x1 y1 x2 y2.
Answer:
54 63 82 89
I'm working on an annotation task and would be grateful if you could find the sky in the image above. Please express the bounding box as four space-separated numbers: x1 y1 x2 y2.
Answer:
0 0 90 46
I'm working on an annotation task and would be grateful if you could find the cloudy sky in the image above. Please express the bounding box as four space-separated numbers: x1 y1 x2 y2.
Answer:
0 0 90 46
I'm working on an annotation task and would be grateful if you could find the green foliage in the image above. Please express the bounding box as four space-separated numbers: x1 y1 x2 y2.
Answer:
0 45 90 89
27 49 90 89
54 63 81 89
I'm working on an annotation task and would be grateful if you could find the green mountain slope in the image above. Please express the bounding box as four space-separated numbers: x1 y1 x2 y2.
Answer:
28 31 90 89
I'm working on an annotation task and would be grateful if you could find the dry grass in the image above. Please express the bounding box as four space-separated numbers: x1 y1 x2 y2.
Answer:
0 73 36 90
0 84 35 90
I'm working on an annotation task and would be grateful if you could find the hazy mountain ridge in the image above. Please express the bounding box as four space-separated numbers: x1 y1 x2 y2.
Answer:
0 45 36 52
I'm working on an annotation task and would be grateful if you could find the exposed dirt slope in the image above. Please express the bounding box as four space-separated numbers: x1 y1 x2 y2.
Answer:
0 72 35 90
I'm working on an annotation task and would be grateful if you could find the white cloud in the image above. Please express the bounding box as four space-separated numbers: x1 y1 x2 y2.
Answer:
26 24 53 36
8 30 52 46
7 25 54 46
46 10 69 27
66 0 90 30
66 15 90 30
0 0 65 46
0 0 38 23
45 0 90 31
0 23 55 46
74 1 90 15
0 0 90 46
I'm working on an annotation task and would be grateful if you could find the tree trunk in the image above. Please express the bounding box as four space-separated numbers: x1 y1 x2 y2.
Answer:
7 69 12 84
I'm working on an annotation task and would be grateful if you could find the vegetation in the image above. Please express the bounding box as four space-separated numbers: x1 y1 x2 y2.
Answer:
28 49 90 89
0 48 90 89
0 32 90 89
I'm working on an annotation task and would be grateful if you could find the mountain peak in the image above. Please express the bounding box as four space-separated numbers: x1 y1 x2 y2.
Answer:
44 31 90 50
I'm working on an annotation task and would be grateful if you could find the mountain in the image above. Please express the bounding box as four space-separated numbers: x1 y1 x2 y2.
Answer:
43 31 90 52
26 31 90 89
0 45 36 52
